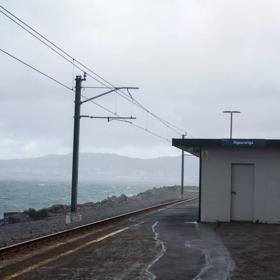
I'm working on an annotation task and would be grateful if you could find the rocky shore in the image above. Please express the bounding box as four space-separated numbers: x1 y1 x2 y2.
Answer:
0 186 197 247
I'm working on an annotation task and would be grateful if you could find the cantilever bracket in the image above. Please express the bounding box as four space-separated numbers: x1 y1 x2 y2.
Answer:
80 87 139 105
80 115 136 122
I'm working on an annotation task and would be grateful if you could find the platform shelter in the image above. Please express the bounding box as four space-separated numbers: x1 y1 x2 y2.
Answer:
172 138 280 224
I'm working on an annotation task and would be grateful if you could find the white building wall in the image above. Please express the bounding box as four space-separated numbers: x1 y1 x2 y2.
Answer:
200 147 280 223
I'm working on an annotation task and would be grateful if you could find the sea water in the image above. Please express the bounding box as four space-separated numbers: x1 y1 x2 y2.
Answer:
0 180 169 218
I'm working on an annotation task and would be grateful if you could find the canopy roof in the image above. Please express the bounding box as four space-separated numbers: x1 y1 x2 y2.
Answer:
172 138 280 157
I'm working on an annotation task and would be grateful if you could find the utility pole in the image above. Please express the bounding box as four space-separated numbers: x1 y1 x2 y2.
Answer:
71 74 86 213
69 75 138 219
223 110 240 139
181 134 185 199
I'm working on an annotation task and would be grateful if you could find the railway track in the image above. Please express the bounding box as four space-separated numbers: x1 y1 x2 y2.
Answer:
0 197 197 258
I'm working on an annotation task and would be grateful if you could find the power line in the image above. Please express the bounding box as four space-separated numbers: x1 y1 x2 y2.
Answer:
0 46 171 142
0 7 111 91
108 90 185 135
127 121 171 143
0 6 111 88
0 4 187 136
80 71 185 136
0 9 73 66
81 95 170 142
0 48 73 91
112 118 170 143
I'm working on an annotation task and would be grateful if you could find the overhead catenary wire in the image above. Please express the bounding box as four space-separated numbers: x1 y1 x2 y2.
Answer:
0 45 170 142
0 6 112 87
107 89 184 135
0 4 188 137
114 119 171 143
0 48 73 91
0 7 112 89
83 95 170 143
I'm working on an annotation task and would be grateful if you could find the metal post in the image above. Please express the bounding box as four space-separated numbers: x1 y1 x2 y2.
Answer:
71 75 83 212
223 110 240 139
198 147 202 222
230 112 233 139
181 134 185 199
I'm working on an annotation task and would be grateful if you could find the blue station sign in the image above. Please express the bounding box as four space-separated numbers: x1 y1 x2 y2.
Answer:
221 139 266 147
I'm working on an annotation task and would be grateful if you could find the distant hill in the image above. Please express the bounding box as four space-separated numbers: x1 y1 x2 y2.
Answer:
0 153 199 185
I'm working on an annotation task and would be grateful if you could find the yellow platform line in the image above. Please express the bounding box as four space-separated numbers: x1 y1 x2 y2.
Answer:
3 227 129 280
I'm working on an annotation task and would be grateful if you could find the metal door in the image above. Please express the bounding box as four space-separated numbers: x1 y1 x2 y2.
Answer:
231 164 254 221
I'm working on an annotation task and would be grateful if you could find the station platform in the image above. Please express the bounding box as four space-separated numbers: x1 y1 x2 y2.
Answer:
1 199 234 280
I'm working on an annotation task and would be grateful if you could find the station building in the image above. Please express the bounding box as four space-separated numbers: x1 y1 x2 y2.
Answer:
172 138 280 224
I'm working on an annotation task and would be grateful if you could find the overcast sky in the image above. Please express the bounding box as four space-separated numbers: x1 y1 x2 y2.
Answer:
1 0 280 159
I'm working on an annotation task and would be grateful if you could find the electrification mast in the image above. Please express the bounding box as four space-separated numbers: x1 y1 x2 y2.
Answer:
70 74 138 216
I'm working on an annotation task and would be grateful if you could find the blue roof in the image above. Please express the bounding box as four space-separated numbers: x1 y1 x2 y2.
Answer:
172 138 280 155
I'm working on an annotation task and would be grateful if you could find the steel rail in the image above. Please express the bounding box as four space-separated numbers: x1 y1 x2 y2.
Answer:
0 197 197 255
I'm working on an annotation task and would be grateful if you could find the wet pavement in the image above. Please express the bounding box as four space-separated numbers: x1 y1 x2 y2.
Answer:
146 203 234 280
1 199 234 280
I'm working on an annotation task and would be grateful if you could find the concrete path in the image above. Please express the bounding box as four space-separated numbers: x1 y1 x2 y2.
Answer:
146 203 234 280
1 200 234 280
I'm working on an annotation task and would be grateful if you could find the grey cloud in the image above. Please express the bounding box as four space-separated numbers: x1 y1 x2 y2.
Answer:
1 0 280 159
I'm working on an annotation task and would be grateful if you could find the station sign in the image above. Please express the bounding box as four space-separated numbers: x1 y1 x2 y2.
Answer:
221 139 266 147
